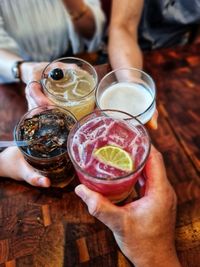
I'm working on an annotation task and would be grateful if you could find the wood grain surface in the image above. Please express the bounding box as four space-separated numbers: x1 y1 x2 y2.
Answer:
0 43 199 267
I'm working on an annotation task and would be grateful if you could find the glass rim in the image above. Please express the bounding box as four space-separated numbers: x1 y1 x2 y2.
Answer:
67 108 151 181
14 105 77 161
95 67 156 119
41 56 98 101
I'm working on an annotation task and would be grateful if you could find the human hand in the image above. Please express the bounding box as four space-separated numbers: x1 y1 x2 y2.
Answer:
21 62 53 110
0 147 50 187
75 146 181 267
21 61 81 110
146 109 158 130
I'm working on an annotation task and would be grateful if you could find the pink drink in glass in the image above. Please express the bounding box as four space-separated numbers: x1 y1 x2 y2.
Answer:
68 110 150 203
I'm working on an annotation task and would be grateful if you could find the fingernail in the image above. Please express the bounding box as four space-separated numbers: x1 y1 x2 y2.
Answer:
154 121 158 130
38 177 50 187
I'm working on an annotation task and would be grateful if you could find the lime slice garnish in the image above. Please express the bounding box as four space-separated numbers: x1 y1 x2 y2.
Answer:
94 145 133 172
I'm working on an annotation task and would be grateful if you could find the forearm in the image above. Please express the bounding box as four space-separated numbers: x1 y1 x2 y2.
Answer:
108 27 143 70
64 0 95 39
0 49 23 82
73 7 95 39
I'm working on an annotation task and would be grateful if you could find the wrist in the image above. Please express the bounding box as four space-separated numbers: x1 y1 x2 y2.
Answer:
134 258 181 267
11 60 28 82
63 0 95 39
68 4 89 22
130 249 181 267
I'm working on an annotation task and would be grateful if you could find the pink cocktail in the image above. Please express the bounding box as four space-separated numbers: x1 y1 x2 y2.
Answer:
68 110 150 203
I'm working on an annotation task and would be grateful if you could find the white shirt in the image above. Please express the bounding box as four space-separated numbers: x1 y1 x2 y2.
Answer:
0 0 105 82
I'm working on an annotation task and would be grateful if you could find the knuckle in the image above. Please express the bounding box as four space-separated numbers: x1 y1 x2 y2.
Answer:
25 85 30 95
88 196 102 217
164 187 177 208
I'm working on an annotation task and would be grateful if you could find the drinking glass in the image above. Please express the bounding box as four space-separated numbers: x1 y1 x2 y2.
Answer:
67 109 151 203
96 68 156 125
41 57 98 120
14 105 77 188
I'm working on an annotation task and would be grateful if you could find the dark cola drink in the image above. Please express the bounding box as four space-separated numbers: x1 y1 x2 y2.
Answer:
14 106 77 188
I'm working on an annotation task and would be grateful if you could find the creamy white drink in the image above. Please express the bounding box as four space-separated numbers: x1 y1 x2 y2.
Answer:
99 82 155 124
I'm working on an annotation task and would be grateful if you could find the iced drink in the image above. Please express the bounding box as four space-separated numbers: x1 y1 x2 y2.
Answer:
14 106 76 188
68 110 150 203
42 57 98 120
96 68 156 125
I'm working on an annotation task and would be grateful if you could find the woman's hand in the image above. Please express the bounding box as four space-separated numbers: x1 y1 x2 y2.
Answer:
75 146 181 267
21 61 80 110
21 62 53 109
0 147 50 187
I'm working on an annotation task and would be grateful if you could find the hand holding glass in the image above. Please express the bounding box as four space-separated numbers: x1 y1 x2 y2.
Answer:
42 57 98 120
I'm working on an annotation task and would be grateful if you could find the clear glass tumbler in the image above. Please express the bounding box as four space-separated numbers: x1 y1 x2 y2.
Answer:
67 109 151 203
41 57 98 120
14 105 77 188
96 68 156 125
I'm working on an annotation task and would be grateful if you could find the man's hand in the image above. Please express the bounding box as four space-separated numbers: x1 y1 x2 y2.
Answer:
75 146 181 267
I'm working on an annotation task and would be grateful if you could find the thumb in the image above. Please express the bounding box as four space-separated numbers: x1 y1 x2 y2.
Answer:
143 145 171 196
75 184 123 231
0 147 51 188
19 159 51 188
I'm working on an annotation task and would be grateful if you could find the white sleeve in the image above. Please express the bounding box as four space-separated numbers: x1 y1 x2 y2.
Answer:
84 0 106 52
67 0 106 54
0 15 21 55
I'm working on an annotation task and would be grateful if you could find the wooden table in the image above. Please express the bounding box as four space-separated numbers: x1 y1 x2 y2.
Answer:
0 43 199 267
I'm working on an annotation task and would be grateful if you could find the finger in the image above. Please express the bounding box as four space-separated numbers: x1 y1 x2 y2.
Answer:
26 90 38 110
143 145 172 196
23 174 51 188
17 159 51 187
146 109 158 130
26 82 52 107
1 147 51 188
75 184 124 231
26 96 37 110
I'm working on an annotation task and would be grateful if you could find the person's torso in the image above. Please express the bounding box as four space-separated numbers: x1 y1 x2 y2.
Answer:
0 0 71 61
139 0 200 50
